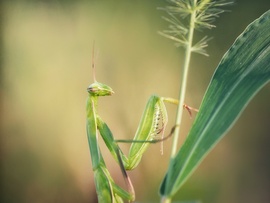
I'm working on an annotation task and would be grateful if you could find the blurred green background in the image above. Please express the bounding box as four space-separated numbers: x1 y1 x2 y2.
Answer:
1 0 270 203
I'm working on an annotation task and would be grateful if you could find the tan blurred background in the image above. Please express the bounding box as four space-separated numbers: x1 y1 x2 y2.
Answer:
1 0 270 203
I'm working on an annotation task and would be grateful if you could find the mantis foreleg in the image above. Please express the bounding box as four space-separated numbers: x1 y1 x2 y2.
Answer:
97 95 191 170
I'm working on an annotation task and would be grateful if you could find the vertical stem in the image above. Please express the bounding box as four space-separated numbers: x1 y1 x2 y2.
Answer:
161 2 197 202
171 3 196 157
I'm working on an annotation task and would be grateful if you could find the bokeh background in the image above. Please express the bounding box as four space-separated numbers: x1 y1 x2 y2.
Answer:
1 0 270 202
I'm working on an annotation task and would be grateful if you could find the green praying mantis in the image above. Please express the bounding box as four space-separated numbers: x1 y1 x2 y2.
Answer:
86 47 198 202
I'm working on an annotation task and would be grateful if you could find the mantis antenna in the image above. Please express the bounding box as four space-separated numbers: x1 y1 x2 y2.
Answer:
92 42 97 82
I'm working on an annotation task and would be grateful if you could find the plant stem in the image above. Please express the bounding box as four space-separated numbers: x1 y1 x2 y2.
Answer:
161 3 197 202
171 3 196 157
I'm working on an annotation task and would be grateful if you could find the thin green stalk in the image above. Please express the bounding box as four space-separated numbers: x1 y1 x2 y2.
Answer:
162 5 197 203
171 7 196 157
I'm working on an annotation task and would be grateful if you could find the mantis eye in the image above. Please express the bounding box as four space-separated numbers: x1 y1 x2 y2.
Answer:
87 82 114 96
87 87 94 93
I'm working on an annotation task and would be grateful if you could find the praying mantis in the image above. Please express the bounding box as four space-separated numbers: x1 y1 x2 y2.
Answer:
86 47 197 202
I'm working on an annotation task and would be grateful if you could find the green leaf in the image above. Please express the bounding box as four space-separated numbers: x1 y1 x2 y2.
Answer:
160 10 270 198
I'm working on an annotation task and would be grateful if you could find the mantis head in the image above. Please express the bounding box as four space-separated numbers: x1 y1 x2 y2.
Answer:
87 43 114 96
87 82 114 96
